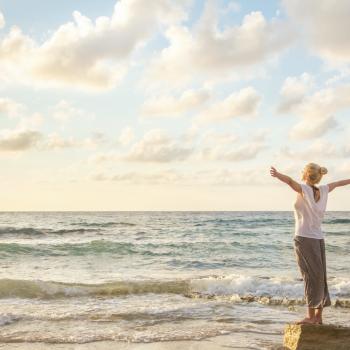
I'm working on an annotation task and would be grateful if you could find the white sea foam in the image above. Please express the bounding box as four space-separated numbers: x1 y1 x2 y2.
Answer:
191 274 304 298
1 275 350 308
0 314 20 326
189 274 350 306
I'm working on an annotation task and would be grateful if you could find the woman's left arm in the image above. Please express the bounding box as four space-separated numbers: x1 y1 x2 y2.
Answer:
270 166 302 194
327 179 350 193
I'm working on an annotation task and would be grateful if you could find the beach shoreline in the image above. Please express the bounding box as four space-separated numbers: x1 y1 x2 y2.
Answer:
1 212 349 349
0 334 284 350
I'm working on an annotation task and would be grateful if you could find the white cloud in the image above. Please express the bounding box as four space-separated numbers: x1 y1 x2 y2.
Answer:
179 123 201 144
223 2 241 14
0 0 188 90
52 100 84 122
337 161 350 177
0 11 5 29
200 130 238 146
82 134 105 149
201 168 272 185
92 168 187 184
17 113 44 130
0 98 44 132
0 129 42 151
91 166 272 186
118 126 135 146
289 115 337 140
253 129 270 142
283 0 350 65
145 3 294 85
42 132 104 151
89 128 267 164
0 125 106 152
298 85 350 118
196 129 267 161
0 27 35 75
88 129 193 163
141 88 211 118
197 141 265 161
280 140 340 160
88 152 120 164
195 87 261 123
325 68 350 86
0 97 25 117
280 83 350 140
43 133 79 150
123 129 192 162
277 73 313 113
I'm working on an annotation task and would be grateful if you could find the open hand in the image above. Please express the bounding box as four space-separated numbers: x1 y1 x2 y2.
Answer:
270 166 278 177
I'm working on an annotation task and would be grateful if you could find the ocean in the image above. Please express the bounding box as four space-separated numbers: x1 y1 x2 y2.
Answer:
0 211 349 349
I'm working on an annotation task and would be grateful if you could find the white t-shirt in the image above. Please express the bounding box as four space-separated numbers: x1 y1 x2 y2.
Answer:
293 183 329 239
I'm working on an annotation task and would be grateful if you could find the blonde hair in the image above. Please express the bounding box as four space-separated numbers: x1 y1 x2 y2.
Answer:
302 163 328 185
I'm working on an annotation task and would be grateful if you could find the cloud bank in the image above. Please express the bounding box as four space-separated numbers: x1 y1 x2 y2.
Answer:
145 2 294 85
283 0 350 65
0 0 188 90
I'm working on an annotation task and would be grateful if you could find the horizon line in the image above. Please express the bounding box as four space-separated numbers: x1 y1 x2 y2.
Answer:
0 210 349 213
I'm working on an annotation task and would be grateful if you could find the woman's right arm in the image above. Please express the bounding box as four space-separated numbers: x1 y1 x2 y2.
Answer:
327 179 350 193
270 166 302 193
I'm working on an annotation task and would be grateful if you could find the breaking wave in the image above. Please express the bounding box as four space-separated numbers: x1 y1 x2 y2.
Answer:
1 275 349 307
0 222 136 237
0 227 98 236
0 240 157 256
325 218 350 224
70 221 136 227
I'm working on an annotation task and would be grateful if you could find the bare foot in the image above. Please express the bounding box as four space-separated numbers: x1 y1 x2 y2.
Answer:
295 317 319 325
315 318 323 325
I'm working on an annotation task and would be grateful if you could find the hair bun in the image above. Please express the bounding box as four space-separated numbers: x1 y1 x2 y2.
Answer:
320 167 328 175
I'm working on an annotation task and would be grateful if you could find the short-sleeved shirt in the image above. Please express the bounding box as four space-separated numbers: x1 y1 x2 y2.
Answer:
293 183 329 239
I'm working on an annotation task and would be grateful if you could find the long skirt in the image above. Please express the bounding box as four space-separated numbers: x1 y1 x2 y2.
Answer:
293 235 331 308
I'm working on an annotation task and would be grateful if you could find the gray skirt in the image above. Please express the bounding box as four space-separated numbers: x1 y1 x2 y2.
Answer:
293 235 331 308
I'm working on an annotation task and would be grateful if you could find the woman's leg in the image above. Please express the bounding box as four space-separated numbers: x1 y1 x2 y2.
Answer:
295 308 317 324
315 307 323 324
320 239 331 308
296 307 322 325
293 237 326 324
313 240 330 324
307 307 315 319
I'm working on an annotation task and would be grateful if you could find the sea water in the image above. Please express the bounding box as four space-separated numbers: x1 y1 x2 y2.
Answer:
0 211 349 348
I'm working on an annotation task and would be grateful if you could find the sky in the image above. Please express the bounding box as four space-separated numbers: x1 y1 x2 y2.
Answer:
0 0 350 211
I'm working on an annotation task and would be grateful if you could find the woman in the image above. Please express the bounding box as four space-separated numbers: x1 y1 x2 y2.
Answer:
270 163 350 325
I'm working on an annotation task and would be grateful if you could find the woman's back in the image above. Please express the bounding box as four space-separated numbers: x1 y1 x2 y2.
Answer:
294 183 329 239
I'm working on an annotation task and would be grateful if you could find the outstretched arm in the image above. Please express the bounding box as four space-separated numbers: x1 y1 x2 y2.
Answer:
270 166 302 194
327 179 350 193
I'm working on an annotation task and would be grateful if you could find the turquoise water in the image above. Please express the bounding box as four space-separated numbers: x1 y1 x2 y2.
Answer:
0 211 349 348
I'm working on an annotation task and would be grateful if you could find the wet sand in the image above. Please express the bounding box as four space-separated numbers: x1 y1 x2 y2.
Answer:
0 334 284 350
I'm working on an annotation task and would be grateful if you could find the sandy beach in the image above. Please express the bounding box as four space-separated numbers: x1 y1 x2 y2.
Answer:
0 333 285 350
